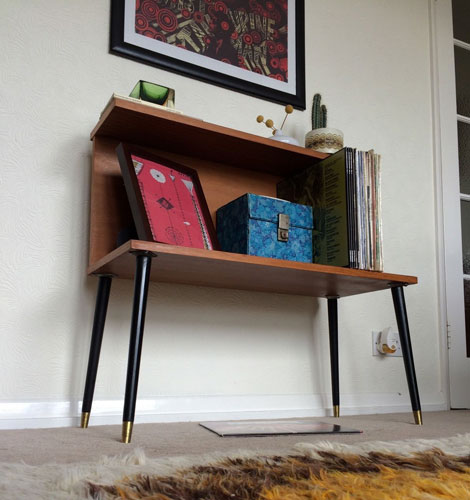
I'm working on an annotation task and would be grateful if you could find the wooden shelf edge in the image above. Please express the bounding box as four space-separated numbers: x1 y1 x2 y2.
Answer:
87 240 132 275
90 96 328 160
88 240 417 286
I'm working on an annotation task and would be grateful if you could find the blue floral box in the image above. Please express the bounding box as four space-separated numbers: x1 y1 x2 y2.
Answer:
216 193 313 262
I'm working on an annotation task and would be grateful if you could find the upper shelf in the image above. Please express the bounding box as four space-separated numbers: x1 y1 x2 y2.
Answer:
88 240 418 298
91 96 328 176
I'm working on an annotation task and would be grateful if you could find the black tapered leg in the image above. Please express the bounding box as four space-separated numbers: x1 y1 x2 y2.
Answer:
81 275 113 428
327 297 340 417
391 286 422 425
122 253 153 443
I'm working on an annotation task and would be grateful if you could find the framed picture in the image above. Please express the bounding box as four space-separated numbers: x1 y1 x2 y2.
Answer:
116 143 218 250
110 0 305 109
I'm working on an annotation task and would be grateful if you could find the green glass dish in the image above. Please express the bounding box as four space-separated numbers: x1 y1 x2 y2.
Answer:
129 81 175 108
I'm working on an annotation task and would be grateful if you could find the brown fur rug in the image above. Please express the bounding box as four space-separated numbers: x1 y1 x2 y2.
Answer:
88 447 470 499
2 434 470 499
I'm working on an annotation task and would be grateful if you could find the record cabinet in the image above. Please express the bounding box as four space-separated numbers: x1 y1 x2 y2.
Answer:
81 96 421 443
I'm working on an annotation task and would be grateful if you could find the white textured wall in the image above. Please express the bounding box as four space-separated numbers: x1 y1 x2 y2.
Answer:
0 0 446 427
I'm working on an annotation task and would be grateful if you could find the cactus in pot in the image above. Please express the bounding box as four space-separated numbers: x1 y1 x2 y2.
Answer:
305 93 343 153
311 93 327 130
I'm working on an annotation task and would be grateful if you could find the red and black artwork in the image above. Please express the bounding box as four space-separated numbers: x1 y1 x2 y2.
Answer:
111 0 305 108
132 154 214 249
135 0 289 82
116 143 218 250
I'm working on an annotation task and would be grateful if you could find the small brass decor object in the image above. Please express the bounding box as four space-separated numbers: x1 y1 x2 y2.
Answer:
256 105 300 146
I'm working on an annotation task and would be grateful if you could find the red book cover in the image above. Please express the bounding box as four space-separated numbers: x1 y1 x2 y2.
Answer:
132 154 213 250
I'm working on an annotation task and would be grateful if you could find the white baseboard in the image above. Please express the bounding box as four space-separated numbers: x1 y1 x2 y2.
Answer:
0 393 447 430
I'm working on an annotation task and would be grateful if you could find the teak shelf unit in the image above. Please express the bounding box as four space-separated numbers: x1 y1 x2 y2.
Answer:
81 96 421 443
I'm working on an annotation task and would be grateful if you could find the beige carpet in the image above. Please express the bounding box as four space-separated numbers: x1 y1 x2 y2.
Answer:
0 410 469 465
1 425 470 499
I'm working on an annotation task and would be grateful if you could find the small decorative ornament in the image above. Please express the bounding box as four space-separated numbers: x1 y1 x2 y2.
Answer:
256 105 300 146
304 93 344 153
129 80 175 108
270 129 301 146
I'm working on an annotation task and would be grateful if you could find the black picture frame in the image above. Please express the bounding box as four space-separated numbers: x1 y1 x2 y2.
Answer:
110 0 305 109
116 143 219 250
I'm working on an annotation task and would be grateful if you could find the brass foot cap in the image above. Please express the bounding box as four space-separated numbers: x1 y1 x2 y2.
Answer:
413 410 423 426
81 412 90 429
122 421 133 443
333 405 340 418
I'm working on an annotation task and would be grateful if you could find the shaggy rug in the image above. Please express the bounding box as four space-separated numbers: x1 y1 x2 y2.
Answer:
2 434 470 499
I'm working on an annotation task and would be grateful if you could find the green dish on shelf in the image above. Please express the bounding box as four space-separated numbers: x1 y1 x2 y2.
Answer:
129 81 175 108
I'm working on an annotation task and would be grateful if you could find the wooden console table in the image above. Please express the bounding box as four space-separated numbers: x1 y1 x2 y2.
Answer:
81 97 420 443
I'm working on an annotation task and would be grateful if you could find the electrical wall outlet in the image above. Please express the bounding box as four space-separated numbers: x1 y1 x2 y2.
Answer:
372 329 402 356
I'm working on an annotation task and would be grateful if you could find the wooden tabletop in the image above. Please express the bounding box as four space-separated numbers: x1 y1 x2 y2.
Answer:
88 240 417 299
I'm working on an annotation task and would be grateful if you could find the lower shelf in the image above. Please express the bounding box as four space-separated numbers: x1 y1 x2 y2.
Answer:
87 240 417 298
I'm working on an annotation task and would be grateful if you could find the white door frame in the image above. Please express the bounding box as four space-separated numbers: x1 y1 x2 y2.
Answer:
430 0 467 408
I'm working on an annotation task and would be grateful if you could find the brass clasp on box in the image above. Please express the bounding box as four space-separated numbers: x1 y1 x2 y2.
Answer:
278 213 290 242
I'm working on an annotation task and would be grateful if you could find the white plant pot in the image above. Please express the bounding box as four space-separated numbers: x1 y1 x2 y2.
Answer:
305 127 344 153
268 129 300 146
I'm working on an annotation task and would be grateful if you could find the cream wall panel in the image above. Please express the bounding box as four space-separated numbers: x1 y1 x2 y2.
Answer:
0 0 445 423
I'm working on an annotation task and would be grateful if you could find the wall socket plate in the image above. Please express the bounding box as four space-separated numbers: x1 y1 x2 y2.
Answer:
372 330 402 356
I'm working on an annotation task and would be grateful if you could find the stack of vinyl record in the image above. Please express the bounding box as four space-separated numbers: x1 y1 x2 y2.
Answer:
277 147 383 271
